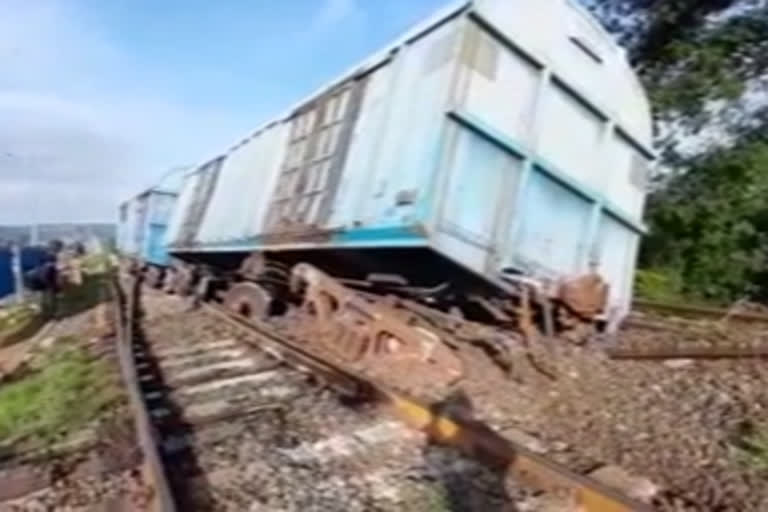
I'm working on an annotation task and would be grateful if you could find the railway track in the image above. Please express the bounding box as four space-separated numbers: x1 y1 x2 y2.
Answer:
608 298 768 360
113 271 655 511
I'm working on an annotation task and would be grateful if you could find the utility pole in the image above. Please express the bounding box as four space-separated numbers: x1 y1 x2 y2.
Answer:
11 243 23 304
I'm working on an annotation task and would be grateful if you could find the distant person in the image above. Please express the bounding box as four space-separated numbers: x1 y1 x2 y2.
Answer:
23 240 63 319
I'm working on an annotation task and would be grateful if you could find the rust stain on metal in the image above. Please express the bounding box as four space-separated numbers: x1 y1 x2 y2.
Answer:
290 263 464 391
258 227 339 245
559 272 609 319
222 282 273 320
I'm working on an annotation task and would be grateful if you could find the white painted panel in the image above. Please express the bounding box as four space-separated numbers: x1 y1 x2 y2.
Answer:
460 27 540 147
605 132 648 218
513 169 593 276
551 8 613 101
334 17 461 229
329 62 394 226
440 124 522 249
432 230 488 275
595 213 639 317
473 0 560 58
474 0 652 148
363 18 461 228
197 123 289 244
537 82 603 187
165 172 202 247
148 193 176 225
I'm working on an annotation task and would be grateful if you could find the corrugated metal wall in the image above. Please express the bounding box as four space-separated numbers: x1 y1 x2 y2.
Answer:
512 170 594 276
197 124 290 245
356 18 460 229
436 121 524 273
165 171 203 247
595 213 640 318
176 158 224 247
142 192 177 266
430 1 654 314
454 23 539 148
133 195 149 257
537 82 605 188
604 132 648 219
117 190 177 265
322 17 465 232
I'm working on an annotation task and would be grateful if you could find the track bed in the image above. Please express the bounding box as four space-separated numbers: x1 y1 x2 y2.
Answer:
137 288 520 511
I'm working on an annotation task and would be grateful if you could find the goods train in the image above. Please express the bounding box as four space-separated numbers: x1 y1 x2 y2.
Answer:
117 175 181 287
123 0 654 331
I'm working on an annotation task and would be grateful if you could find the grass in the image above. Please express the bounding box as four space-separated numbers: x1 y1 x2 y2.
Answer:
0 303 41 347
0 341 120 451
400 484 453 512
734 428 768 473
80 252 114 275
634 268 687 303
55 273 109 319
0 304 36 332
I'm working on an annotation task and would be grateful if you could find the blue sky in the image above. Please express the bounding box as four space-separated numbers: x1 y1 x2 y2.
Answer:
0 0 448 223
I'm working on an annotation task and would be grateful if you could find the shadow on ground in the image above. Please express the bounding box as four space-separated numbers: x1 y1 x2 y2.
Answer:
421 390 519 512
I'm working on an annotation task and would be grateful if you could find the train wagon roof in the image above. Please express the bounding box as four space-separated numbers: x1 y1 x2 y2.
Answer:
216 0 652 161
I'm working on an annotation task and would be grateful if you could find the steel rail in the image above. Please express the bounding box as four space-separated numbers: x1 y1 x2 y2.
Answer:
112 274 177 512
633 298 768 325
203 302 653 512
607 345 768 360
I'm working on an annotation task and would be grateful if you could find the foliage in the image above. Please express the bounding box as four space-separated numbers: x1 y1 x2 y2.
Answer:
585 0 768 302
633 268 685 302
0 303 37 335
0 302 42 348
733 425 768 473
589 0 768 135
0 342 119 449
56 273 109 319
80 251 113 275
641 140 768 301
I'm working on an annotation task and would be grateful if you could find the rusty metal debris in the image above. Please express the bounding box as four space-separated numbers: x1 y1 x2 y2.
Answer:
558 272 609 319
289 263 464 392
207 295 652 512
170 264 195 296
223 281 273 320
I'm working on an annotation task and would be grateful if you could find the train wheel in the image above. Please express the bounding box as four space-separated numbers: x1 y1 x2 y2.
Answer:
223 282 273 320
173 266 195 296
145 266 162 289
162 268 176 294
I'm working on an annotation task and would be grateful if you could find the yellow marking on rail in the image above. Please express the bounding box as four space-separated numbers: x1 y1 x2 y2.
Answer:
386 394 461 441
381 391 649 512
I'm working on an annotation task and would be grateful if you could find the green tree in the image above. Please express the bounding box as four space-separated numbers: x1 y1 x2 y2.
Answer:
585 0 768 302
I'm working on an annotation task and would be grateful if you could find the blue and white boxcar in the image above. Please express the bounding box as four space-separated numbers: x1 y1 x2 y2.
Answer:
169 0 654 323
117 184 179 269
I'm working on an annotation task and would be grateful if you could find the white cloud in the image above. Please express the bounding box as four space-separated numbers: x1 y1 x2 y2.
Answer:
0 0 249 225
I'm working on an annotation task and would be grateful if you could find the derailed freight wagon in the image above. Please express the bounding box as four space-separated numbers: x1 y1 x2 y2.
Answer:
117 178 181 286
167 0 654 329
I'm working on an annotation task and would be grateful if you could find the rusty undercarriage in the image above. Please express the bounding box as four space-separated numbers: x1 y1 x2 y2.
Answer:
208 257 607 396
